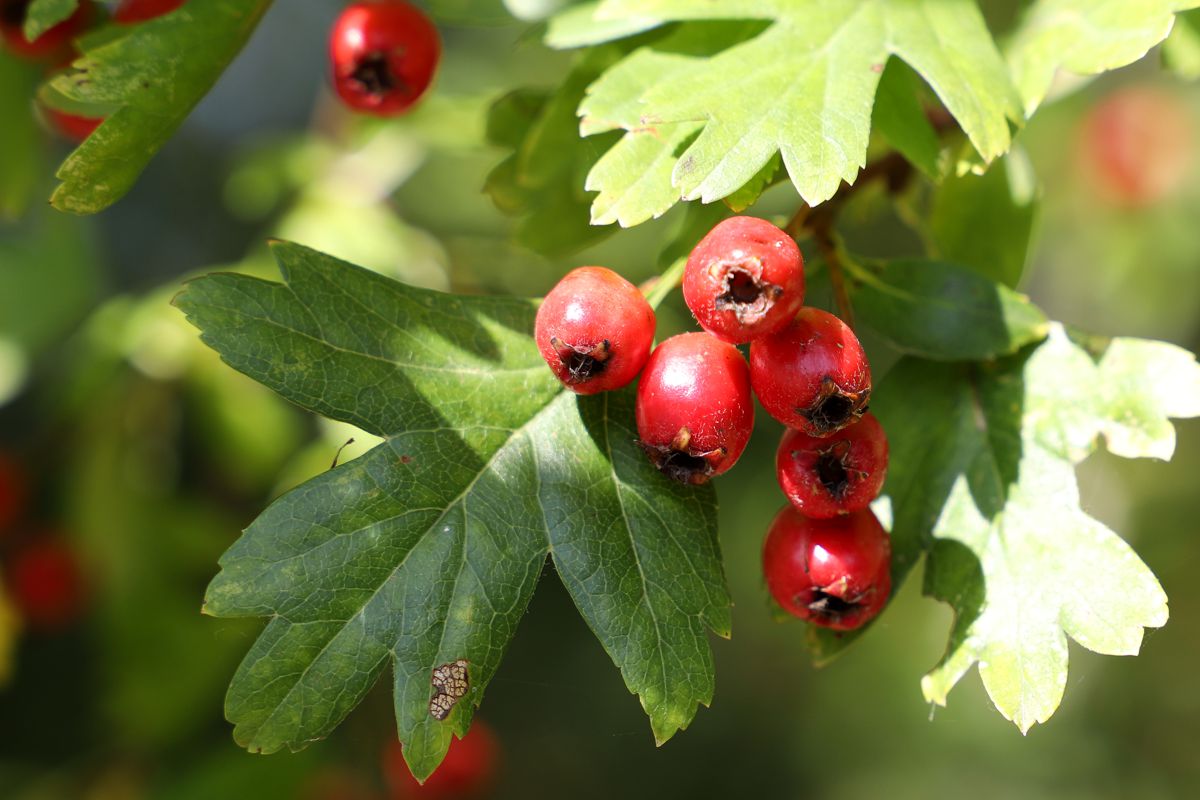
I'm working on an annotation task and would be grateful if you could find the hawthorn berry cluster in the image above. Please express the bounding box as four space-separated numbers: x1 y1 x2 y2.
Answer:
0 0 183 140
535 215 893 631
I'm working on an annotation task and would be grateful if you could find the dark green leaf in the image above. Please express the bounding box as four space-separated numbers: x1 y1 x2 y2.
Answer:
22 0 78 41
1163 8 1200 78
176 242 730 778
45 0 272 214
929 153 1039 288
849 258 1048 360
872 59 942 180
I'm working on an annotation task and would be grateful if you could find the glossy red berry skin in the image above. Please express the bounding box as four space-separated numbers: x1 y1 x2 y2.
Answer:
636 332 754 484
6 537 86 630
329 0 440 117
114 0 185 24
750 306 871 435
683 216 805 344
762 505 891 631
535 266 655 395
776 412 888 519
382 720 499 799
44 106 102 141
0 0 87 61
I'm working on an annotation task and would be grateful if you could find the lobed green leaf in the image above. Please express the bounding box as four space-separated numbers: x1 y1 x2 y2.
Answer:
45 0 272 214
176 242 730 778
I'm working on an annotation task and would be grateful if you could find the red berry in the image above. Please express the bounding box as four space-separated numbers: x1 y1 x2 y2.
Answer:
6 536 86 630
636 332 754 484
535 266 655 395
329 0 440 117
382 720 499 799
1080 86 1194 207
0 453 26 532
43 105 103 141
113 0 184 24
776 412 888 518
683 216 805 344
0 0 88 60
749 306 871 436
762 505 891 631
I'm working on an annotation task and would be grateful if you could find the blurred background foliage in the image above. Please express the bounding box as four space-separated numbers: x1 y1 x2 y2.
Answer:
2 1 1200 798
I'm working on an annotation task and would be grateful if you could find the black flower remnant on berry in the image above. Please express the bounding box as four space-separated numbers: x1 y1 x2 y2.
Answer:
641 426 724 485
814 448 850 498
711 261 785 325
550 337 610 383
349 52 399 96
800 375 869 435
807 588 864 622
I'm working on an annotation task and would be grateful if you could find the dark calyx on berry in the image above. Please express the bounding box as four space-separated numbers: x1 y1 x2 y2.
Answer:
711 260 784 324
349 52 400 96
550 337 610 383
642 426 723 485
1 1 28 26
800 376 869 435
813 442 858 499
807 588 864 622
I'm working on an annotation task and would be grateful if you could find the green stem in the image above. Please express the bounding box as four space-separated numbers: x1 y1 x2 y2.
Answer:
642 257 687 311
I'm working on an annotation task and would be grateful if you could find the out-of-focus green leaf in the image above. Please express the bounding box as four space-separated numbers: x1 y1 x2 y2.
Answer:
44 0 272 214
929 152 1040 288
23 0 78 40
848 258 1049 360
1163 9 1200 78
0 53 43 220
176 242 729 779
1006 0 1200 115
545 1 664 48
484 49 622 254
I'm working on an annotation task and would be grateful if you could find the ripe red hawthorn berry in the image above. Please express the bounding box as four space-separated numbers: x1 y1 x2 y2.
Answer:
1080 86 1194 207
6 536 86 630
382 720 499 799
329 0 440 117
683 215 805 344
0 0 89 61
636 332 754 484
535 266 655 394
749 306 871 436
776 412 888 518
113 0 185 24
762 505 891 631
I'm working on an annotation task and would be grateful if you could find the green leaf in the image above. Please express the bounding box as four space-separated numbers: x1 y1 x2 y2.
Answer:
929 152 1040 288
175 242 730 778
545 1 665 49
45 0 272 214
1006 0 1200 115
23 0 78 41
558 0 1021 219
847 258 1049 360
0 53 43 221
484 49 622 254
872 59 943 180
1163 8 1200 78
920 325 1200 730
